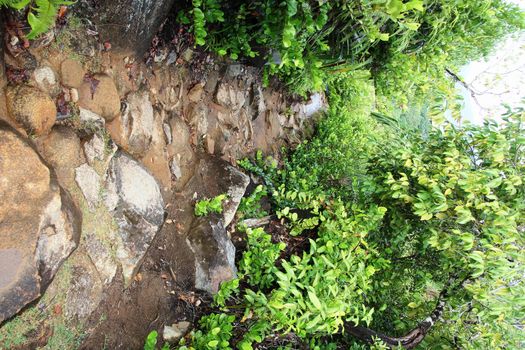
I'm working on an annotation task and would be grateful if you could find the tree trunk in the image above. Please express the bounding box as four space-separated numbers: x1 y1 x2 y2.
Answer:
344 278 459 349
344 299 445 349
89 0 176 57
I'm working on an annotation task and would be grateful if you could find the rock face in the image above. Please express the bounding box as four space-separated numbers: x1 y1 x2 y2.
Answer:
185 157 250 294
78 74 120 121
95 0 177 56
107 91 154 157
105 151 165 282
75 164 102 209
187 216 236 294
5 84 57 135
0 121 81 323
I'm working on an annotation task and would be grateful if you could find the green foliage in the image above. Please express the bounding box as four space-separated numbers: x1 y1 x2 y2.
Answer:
184 92 525 349
144 330 170 350
195 194 227 217
238 227 285 289
237 185 268 219
0 0 76 39
178 313 235 350
177 0 523 98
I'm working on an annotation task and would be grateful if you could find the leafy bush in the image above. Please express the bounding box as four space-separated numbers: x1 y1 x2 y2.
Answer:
178 313 235 350
0 0 75 39
181 95 525 348
177 0 523 99
195 194 227 216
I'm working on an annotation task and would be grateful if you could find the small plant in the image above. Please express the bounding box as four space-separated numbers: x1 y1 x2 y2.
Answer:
238 227 285 289
0 0 76 39
178 313 235 350
237 185 268 219
194 194 227 217
144 330 169 350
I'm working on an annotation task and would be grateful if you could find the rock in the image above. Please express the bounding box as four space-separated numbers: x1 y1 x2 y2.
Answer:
222 168 250 228
33 66 57 92
251 83 266 119
83 232 119 284
78 74 120 121
190 157 250 228
106 91 154 157
225 64 243 79
206 137 215 155
0 121 81 323
79 107 105 129
187 83 204 103
38 125 85 187
70 88 79 103
215 82 246 112
182 48 193 62
166 51 177 65
105 151 165 283
188 102 208 137
64 252 103 320
95 0 176 56
170 156 182 180
163 321 191 342
75 164 101 209
163 122 172 144
5 84 57 136
187 216 236 294
83 132 106 165
61 59 85 88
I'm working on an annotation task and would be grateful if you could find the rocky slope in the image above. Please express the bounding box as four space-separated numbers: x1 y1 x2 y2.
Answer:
0 14 325 349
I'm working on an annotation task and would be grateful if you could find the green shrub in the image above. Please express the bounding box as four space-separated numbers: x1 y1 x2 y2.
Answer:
195 194 227 217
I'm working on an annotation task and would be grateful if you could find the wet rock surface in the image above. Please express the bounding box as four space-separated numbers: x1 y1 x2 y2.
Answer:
0 121 81 323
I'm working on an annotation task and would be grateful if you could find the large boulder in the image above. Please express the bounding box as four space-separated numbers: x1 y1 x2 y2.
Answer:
104 151 165 283
185 157 250 294
93 0 177 56
187 216 236 294
5 84 57 136
0 121 81 323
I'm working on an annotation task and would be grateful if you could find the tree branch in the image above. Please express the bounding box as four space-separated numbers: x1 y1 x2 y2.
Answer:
343 277 463 349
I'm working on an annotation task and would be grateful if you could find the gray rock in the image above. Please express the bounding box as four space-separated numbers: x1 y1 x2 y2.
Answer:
113 91 155 157
163 321 191 342
79 108 105 129
75 164 101 209
33 66 56 92
64 252 103 320
187 216 236 294
222 166 250 227
83 133 106 165
83 232 118 284
170 157 182 180
0 121 81 322
105 151 165 283
215 82 246 112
